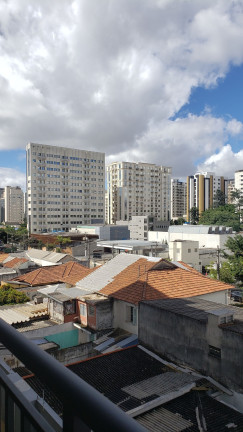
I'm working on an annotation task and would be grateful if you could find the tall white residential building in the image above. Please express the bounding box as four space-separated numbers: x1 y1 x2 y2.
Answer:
26 143 105 234
187 172 228 221
171 179 187 219
235 170 243 194
4 186 24 225
106 162 172 224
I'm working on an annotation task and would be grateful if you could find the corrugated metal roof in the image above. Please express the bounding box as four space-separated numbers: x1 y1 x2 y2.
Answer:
0 303 48 325
26 249 67 263
141 298 237 322
123 372 196 399
169 225 211 234
136 406 193 432
76 253 158 293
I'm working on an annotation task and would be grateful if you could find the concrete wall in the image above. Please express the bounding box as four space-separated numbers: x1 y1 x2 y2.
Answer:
169 240 201 271
51 341 95 365
148 231 169 243
168 232 234 249
96 301 113 330
139 301 243 390
100 225 130 241
22 322 75 339
196 290 228 305
113 300 138 334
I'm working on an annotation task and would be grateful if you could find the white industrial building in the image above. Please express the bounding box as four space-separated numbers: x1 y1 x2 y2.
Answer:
26 143 105 233
106 162 171 224
149 224 235 249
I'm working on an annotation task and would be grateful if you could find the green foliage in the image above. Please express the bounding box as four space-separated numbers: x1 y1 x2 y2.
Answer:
0 285 29 305
213 189 226 208
170 217 186 225
189 207 199 224
206 261 235 284
219 235 243 286
199 205 241 232
57 236 71 246
46 243 55 251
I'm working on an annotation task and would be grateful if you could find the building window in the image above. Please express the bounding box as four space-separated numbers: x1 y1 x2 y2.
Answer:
88 305 95 316
64 301 76 315
208 345 221 359
80 303 87 316
126 305 137 325
188 249 191 253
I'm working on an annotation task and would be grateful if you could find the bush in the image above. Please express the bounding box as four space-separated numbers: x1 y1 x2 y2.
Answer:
0 285 29 305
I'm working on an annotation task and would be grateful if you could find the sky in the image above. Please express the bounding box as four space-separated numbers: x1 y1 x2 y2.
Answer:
0 0 243 190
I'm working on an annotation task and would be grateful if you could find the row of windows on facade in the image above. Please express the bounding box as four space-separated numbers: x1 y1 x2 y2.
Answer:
31 209 103 214
32 152 104 163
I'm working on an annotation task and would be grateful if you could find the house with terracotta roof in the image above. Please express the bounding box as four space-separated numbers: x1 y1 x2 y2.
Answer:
4 262 96 321
76 254 232 334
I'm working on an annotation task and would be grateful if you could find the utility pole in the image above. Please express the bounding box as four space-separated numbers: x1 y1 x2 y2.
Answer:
216 245 220 280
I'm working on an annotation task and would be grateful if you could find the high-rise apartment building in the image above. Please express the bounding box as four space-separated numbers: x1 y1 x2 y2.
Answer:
4 186 24 225
171 179 187 219
234 170 243 194
0 188 5 223
187 172 228 221
106 162 172 224
26 143 105 233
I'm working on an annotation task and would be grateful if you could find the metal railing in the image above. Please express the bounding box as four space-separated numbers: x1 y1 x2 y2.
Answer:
0 318 146 432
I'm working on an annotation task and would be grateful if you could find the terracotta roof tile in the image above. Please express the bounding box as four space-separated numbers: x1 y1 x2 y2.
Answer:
100 259 232 305
3 258 28 268
11 262 96 286
0 253 9 263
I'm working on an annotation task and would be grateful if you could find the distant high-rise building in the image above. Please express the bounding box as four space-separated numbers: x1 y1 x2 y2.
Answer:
106 162 172 224
227 179 235 204
0 188 5 223
26 143 105 233
171 179 187 219
187 172 228 221
234 170 243 195
4 186 24 225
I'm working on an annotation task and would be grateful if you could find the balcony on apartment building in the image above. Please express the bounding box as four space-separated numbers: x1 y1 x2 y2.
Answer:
0 319 145 432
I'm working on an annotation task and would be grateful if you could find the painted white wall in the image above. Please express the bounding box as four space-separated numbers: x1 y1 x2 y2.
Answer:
168 232 234 249
148 231 169 243
169 240 201 271
113 300 138 334
195 289 229 305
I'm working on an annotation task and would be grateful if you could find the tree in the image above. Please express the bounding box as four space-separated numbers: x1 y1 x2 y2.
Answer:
231 189 243 213
222 235 243 285
0 285 29 305
199 205 241 232
213 189 226 208
206 261 235 284
189 207 199 224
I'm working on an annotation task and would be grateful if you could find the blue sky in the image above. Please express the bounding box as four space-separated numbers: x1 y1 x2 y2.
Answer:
1 1 243 188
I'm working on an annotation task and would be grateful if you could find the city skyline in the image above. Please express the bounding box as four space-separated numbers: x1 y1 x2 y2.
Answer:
1 1 243 189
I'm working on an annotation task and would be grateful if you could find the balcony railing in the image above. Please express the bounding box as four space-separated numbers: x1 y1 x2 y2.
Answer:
0 318 146 432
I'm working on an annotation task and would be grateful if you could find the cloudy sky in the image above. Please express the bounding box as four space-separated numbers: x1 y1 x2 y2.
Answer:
0 0 243 189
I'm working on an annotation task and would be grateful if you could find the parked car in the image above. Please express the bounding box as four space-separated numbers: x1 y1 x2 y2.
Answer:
230 289 243 303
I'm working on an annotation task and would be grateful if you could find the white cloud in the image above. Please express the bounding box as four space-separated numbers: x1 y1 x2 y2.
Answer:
0 0 243 176
197 145 243 178
0 168 26 190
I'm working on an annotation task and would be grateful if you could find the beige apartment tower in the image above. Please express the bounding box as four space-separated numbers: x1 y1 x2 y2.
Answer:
4 186 24 225
26 143 105 233
106 162 172 224
187 172 228 221
171 179 187 219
